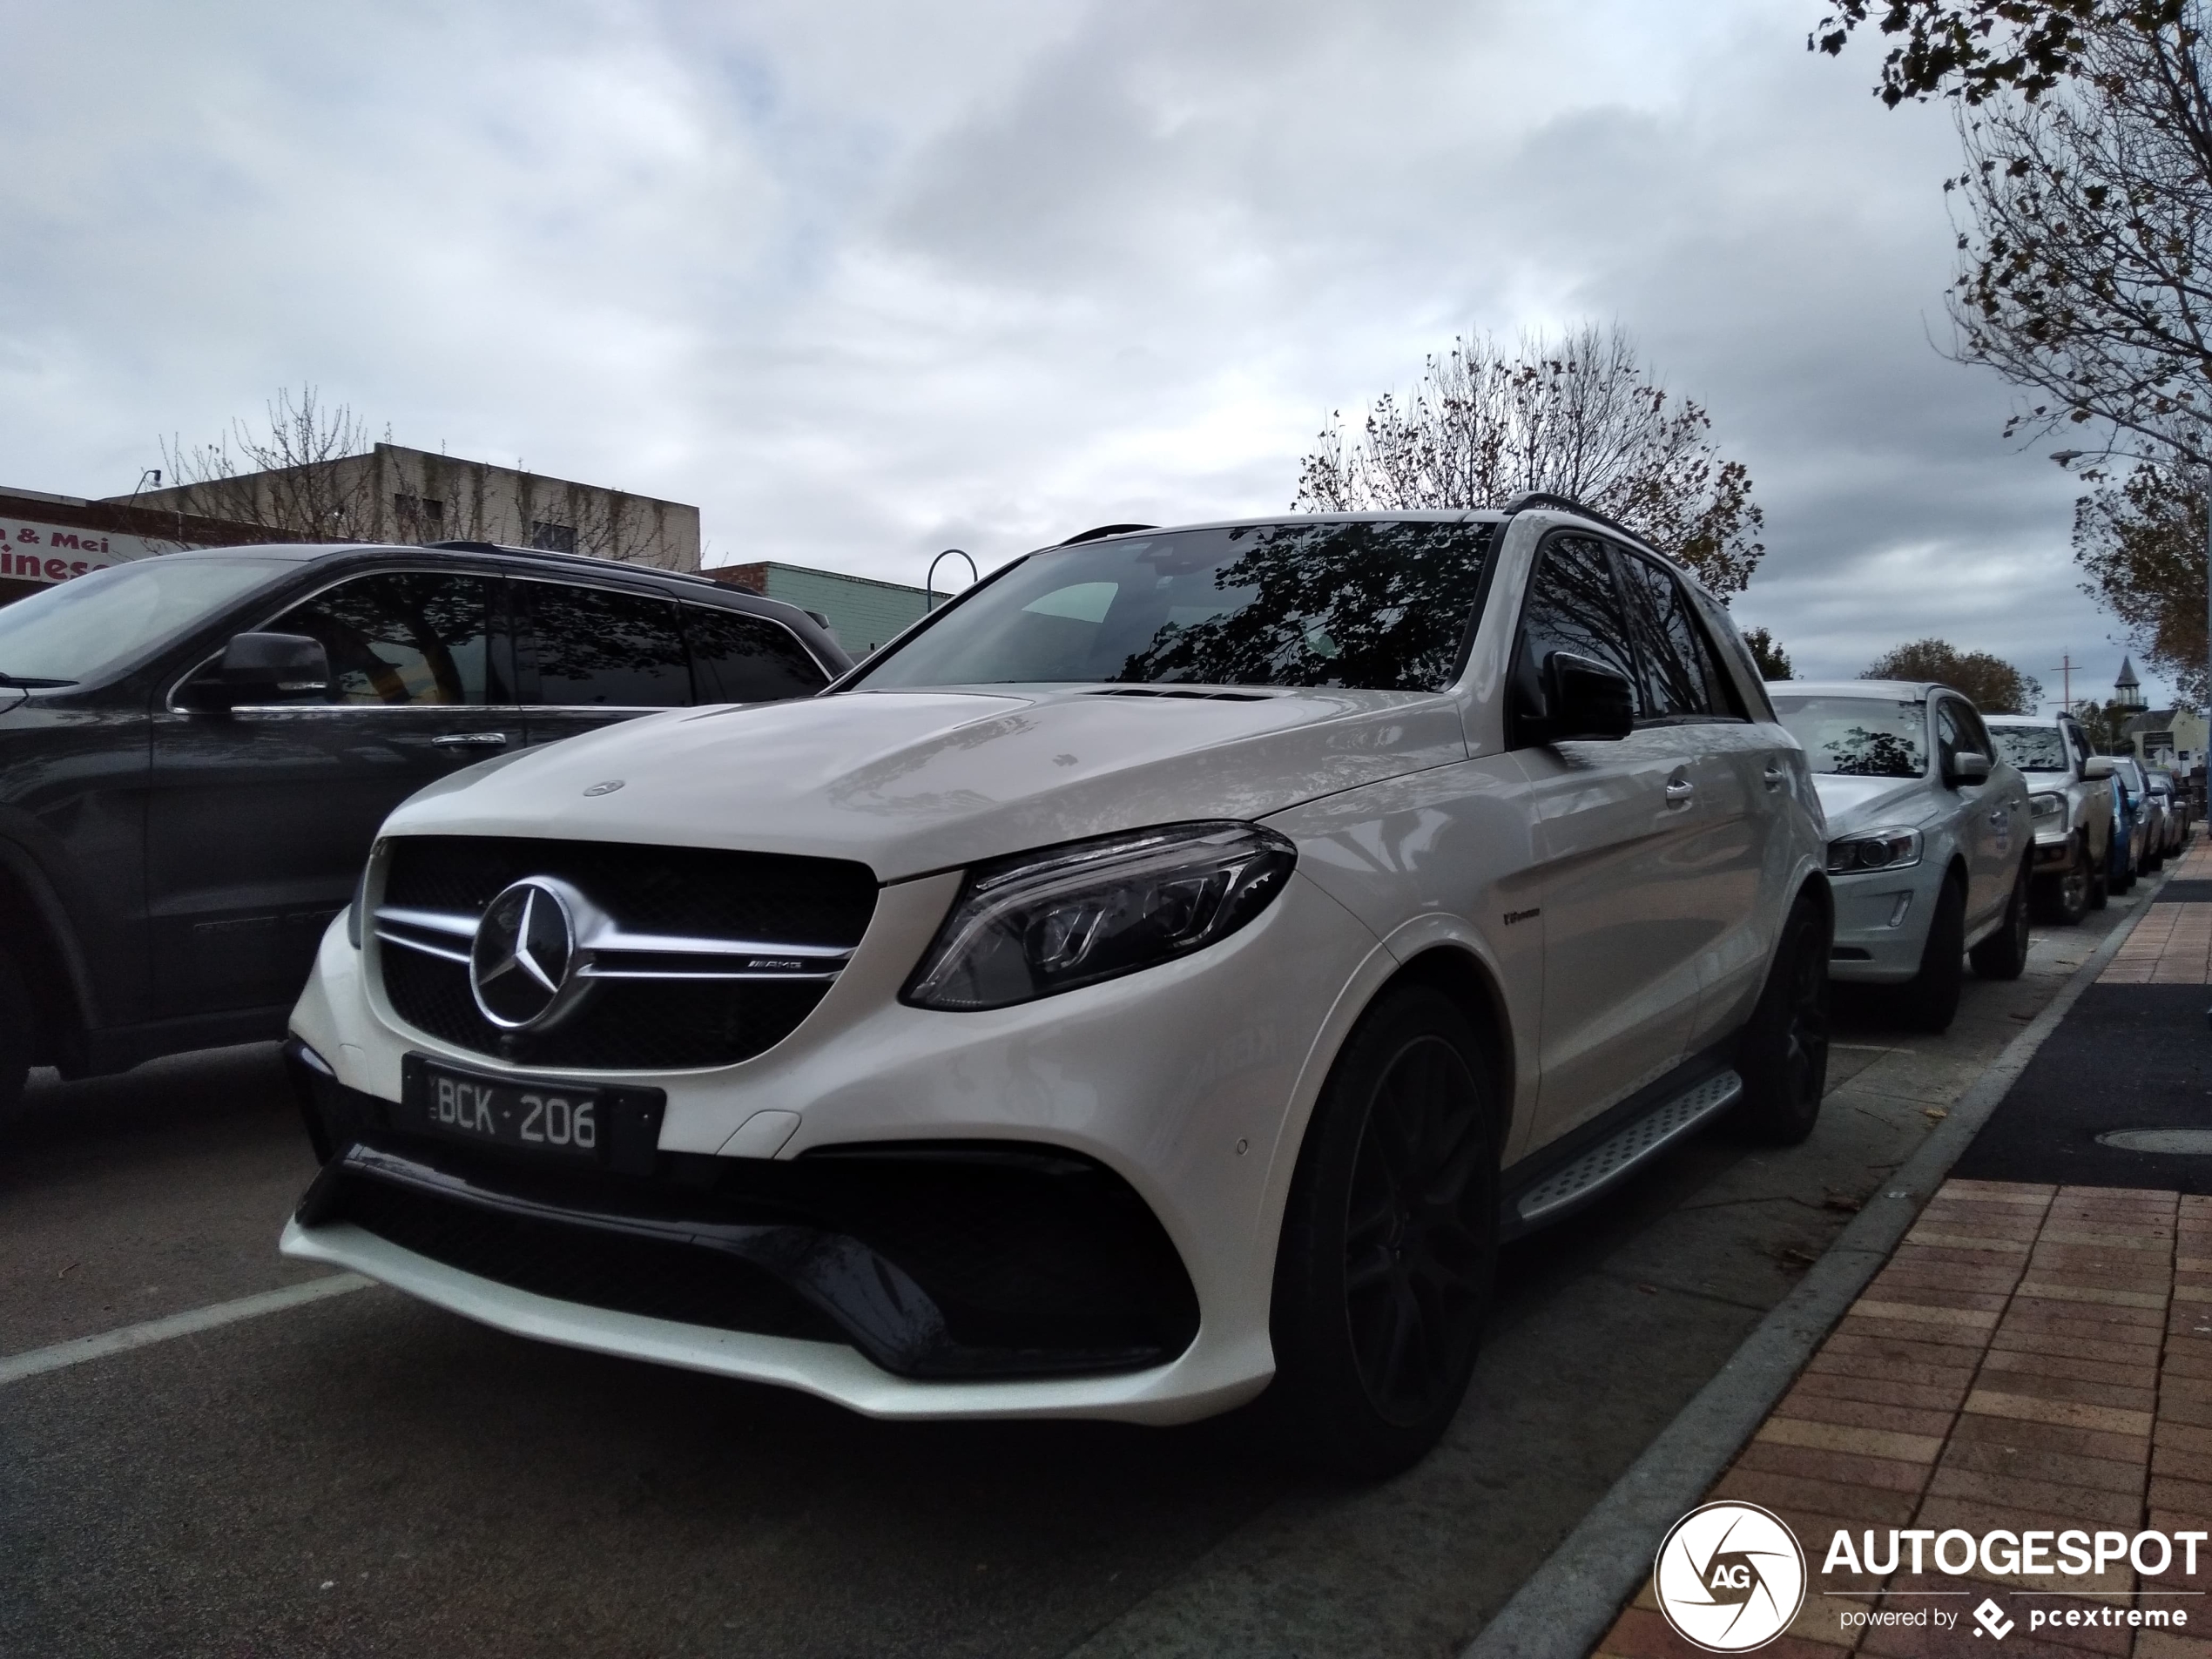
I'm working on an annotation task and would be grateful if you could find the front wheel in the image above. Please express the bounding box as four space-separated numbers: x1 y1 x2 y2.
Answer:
1730 894 1831 1145
0 942 30 1130
1898 877 1966 1032
2037 838 2092 926
1266 984 1499 1478
1970 859 2032 981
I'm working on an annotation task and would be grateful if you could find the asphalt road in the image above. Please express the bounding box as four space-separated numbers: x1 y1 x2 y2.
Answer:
0 894 2145 1659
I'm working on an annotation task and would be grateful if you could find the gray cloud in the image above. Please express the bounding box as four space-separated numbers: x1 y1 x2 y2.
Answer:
0 0 2162 710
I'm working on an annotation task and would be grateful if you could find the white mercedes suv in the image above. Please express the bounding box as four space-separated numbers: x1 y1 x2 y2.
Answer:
281 501 1831 1474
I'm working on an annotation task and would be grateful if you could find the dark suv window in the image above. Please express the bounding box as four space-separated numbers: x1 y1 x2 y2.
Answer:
1516 536 1638 705
526 583 690 707
682 605 827 703
266 571 498 705
1617 553 1732 719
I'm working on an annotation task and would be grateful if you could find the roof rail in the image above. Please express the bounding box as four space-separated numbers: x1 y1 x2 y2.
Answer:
1056 523 1158 546
420 540 725 589
1499 492 1656 552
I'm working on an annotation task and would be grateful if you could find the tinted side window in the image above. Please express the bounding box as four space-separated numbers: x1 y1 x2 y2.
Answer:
1953 701 1993 759
684 605 826 703
1517 536 1638 712
267 571 496 705
527 583 689 708
1618 553 1730 719
1936 702 1975 775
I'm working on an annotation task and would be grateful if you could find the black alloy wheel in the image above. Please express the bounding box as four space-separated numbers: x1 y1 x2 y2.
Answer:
1898 876 1966 1033
1731 896 1831 1145
1266 984 1498 1478
1969 858 2032 981
0 941 30 1129
1343 1034 1492 1427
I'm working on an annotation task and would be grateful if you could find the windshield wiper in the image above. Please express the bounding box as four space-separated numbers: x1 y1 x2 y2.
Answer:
0 671 77 688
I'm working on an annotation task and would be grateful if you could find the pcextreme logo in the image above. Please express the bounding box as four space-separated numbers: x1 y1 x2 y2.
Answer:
1654 1502 1808 1652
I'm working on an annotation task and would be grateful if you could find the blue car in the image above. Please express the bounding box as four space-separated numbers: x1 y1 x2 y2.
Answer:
2107 755 2145 894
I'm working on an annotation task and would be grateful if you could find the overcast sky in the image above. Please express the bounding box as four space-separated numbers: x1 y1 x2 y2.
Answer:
1 0 2162 710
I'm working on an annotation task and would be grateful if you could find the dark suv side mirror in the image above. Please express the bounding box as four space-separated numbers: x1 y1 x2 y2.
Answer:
1540 651 1635 743
184 632 333 711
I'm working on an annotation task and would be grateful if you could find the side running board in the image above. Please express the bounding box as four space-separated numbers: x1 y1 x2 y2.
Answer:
1510 1069 1743 1228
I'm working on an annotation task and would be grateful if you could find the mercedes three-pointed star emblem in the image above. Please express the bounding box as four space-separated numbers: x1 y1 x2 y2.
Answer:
469 876 589 1031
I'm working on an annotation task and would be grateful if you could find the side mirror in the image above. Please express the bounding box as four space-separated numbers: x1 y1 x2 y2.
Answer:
1950 751 1993 786
2083 755 2118 780
1541 651 1635 742
186 632 332 711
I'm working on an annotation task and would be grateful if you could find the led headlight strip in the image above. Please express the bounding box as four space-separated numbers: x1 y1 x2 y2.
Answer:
903 820 1297 1011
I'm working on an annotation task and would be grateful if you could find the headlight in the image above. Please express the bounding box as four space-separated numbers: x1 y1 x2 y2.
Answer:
2029 792 2066 826
1826 827 1923 874
903 821 1297 1011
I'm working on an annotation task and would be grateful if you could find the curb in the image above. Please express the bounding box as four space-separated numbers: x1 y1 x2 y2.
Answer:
1460 868 2173 1659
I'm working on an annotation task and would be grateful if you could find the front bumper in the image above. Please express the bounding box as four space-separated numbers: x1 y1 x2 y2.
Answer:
281 862 1391 1424
1827 859 1950 983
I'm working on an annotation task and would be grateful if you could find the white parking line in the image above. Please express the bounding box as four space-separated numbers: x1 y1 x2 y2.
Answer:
0 1272 373 1387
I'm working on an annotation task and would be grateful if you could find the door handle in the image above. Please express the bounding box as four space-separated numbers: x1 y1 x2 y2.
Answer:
1664 779 1695 805
432 732 510 748
1761 764 1786 792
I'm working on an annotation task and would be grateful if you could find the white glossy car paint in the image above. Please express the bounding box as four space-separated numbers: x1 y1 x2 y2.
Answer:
284 508 1831 1424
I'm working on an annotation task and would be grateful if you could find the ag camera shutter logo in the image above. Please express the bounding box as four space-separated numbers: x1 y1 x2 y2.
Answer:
1654 1502 1808 1652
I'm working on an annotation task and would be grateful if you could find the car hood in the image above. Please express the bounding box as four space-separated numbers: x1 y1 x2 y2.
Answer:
385 686 1467 880
1809 773 1938 836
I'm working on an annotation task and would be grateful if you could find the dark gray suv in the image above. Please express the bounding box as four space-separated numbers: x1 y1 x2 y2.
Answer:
0 543 848 1120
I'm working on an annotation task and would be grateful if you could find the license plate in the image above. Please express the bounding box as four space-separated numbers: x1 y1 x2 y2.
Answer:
399 1057 604 1163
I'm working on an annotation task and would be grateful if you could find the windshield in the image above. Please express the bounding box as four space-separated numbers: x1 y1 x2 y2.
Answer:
0 557 290 685
1770 695 1927 779
856 519 1494 692
1992 725 2068 772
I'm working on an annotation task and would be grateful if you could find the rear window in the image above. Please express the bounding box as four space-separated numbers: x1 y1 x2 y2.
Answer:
855 519 1494 693
1770 695 1926 779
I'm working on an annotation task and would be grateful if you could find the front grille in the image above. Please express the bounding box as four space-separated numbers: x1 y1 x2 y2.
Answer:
376 836 876 1070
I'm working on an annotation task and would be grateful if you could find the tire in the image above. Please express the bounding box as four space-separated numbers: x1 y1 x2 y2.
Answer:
2089 849 2109 911
2038 838 2092 926
1730 894 1831 1145
1970 859 2033 981
1897 877 1966 1032
2114 848 2135 894
0 941 30 1130
1266 983 1500 1478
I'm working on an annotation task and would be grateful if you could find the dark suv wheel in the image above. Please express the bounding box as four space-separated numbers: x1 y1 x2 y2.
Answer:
0 941 30 1128
1266 984 1499 1478
2036 837 2092 926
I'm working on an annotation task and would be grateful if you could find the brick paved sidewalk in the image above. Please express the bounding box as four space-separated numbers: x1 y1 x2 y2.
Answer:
1591 1179 2212 1659
2104 839 2212 985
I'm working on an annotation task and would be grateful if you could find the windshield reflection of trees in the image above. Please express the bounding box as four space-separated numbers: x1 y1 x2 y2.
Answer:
1820 727 1922 778
1118 521 1492 691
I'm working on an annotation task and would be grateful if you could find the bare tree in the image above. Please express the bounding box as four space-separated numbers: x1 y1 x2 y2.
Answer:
1295 325 1766 596
160 387 387 541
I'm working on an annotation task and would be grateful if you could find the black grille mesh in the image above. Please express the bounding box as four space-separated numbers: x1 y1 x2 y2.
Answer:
340 1176 843 1343
377 836 876 1070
